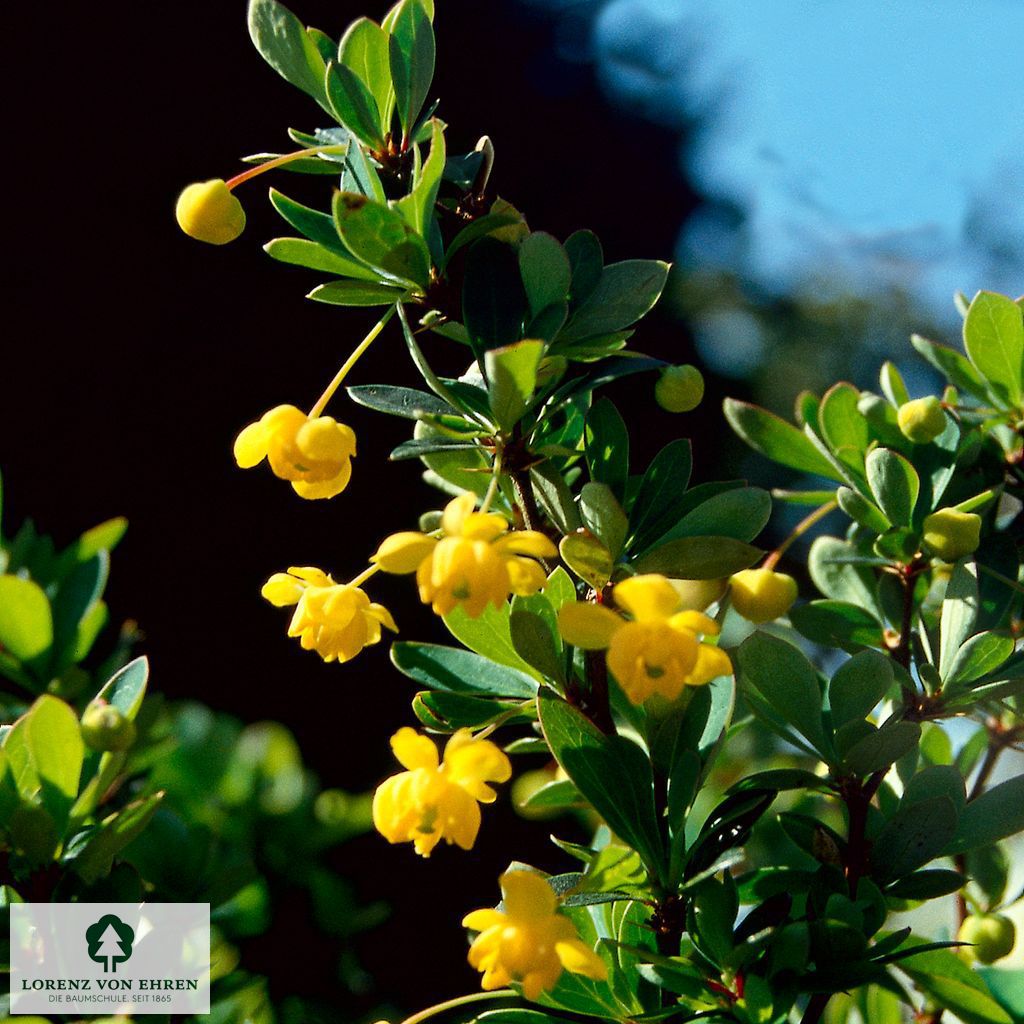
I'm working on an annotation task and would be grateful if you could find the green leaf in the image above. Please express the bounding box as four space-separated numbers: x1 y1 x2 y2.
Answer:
509 608 565 686
885 868 966 900
829 650 894 729
247 0 329 111
308 280 407 306
443 602 542 680
269 188 354 254
578 483 628 559
584 399 629 500
3 695 84 838
463 238 529 350
264 237 380 281
901 947 1012 1024
665 487 772 545
723 399 842 480
558 531 614 590
879 362 911 407
808 536 885 620
442 210 525 269
389 437 477 459
325 60 384 146
59 518 128 570
939 560 979 679
963 291 1023 407
944 633 1016 688
485 340 544 430
338 17 392 122
818 383 871 478
51 554 108 672
558 260 669 343
633 535 761 580
790 600 885 652
911 334 991 402
871 796 958 882
388 0 435 136
347 383 452 419
391 642 536 697
395 120 446 239
866 448 919 527
538 692 665 882
65 793 164 885
519 232 572 317
736 632 829 758
95 657 149 721
413 690 530 731
564 230 603 306
837 486 891 534
947 777 1024 854
843 721 921 776
331 192 431 289
626 439 693 553
0 575 52 675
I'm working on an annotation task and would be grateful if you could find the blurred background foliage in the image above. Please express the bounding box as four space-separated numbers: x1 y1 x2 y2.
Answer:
0 0 1020 1017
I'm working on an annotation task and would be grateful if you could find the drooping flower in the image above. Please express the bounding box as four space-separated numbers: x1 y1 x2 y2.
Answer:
371 492 557 618
262 567 396 663
234 405 356 499
175 179 246 245
557 574 731 704
372 727 511 857
463 870 607 998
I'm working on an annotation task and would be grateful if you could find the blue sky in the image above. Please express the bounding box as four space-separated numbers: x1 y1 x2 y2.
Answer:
528 0 1023 323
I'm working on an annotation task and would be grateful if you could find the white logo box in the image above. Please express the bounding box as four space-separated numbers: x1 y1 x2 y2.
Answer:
10 902 210 1015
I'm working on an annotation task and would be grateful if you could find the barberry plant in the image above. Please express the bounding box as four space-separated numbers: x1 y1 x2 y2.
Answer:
178 1 1024 1021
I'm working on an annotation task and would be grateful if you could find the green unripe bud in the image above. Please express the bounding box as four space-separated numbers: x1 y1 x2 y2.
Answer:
176 179 246 245
655 364 705 413
957 914 1016 964
729 568 798 624
897 396 946 444
922 508 982 562
80 700 136 752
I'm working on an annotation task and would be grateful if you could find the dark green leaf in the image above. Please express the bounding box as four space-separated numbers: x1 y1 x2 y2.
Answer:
391 642 536 697
871 796 958 882
558 260 669 343
947 777 1024 854
584 399 629 500
462 238 529 349
627 440 693 553
347 384 453 419
520 232 571 317
634 536 762 580
790 600 885 653
866 448 919 527
538 692 665 882
248 0 330 111
388 0 435 136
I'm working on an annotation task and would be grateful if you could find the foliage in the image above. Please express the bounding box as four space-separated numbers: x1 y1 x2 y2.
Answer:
0 475 381 1023
172 2 1024 1023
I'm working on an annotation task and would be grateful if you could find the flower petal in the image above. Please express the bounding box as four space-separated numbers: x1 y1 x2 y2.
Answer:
390 727 439 771
669 610 720 637
557 602 623 649
555 938 608 980
233 421 269 468
499 870 558 921
685 643 733 686
292 461 352 500
442 491 477 536
372 532 438 574
261 573 305 607
495 530 558 559
613 574 680 622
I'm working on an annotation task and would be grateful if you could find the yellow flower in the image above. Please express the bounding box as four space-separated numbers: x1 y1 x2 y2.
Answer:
262 567 396 663
234 405 356 499
175 179 246 245
463 870 607 999
371 492 558 618
372 727 511 857
557 574 731 704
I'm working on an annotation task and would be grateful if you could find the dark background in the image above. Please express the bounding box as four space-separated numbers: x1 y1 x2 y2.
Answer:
1 0 723 1009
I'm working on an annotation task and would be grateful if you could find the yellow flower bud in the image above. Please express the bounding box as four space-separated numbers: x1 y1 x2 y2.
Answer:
922 508 982 562
897 396 946 444
80 700 136 752
729 568 798 624
957 914 1016 964
655 364 705 413
175 179 246 245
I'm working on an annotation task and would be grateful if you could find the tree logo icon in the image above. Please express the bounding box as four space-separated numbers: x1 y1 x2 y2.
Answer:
85 914 135 973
